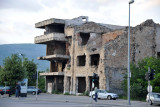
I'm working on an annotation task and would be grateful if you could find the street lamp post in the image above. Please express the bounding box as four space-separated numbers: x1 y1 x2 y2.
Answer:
19 53 26 77
128 0 134 105
19 53 24 66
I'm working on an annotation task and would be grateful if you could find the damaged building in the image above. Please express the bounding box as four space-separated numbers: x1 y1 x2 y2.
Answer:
34 16 160 94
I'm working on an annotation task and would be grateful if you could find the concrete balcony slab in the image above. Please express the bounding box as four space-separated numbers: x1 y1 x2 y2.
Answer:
34 33 67 44
35 18 65 28
37 54 70 61
40 72 64 76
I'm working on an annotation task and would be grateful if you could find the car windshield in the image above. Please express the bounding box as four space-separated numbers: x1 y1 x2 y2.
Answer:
99 90 108 93
105 90 108 93
3 86 10 89
0 86 4 89
153 94 160 98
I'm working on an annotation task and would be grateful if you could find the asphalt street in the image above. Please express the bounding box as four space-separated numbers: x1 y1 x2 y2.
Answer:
0 93 160 107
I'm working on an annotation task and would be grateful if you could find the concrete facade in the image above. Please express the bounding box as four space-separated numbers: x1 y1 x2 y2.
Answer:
34 16 160 94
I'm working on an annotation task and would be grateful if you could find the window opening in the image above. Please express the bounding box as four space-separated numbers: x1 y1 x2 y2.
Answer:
90 54 100 66
157 52 160 58
82 18 87 22
79 33 90 46
77 55 86 66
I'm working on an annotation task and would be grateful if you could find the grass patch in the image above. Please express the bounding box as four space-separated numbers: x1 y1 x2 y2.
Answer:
118 94 146 101
52 90 62 94
64 92 70 95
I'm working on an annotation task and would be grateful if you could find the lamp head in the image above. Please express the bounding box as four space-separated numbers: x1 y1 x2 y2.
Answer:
129 0 134 4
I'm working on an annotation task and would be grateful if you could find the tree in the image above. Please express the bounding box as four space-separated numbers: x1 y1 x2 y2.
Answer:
0 54 24 86
23 58 37 86
0 54 38 87
38 71 45 92
122 57 160 100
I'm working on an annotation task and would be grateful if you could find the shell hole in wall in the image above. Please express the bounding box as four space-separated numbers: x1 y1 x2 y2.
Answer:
139 51 141 53
79 32 90 46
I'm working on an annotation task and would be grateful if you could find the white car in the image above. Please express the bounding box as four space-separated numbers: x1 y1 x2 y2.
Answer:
146 92 160 105
89 89 119 100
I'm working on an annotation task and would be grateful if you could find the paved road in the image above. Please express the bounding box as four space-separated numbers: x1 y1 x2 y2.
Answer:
0 93 160 107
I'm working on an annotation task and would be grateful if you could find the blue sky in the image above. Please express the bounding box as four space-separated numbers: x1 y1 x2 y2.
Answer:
0 0 160 44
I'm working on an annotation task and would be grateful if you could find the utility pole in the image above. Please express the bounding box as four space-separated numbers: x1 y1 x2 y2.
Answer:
36 71 38 101
128 0 134 105
148 67 150 102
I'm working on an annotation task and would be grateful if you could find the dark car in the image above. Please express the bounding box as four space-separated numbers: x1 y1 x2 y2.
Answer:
27 86 41 95
1 86 15 96
0 85 4 95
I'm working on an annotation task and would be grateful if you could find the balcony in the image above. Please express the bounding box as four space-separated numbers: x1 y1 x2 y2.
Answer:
37 54 70 61
40 72 64 76
35 18 65 28
34 33 67 44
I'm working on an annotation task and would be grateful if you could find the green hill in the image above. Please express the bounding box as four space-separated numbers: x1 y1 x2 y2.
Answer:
0 44 49 71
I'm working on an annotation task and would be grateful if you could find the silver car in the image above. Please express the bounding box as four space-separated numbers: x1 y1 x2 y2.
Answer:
146 92 160 105
89 89 119 100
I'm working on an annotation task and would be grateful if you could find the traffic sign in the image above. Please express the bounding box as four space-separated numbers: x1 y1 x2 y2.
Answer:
147 85 152 92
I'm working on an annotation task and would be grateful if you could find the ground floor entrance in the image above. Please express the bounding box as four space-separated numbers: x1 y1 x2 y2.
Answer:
77 77 86 93
46 76 64 93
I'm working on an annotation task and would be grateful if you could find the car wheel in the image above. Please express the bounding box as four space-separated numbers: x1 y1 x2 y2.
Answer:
149 100 152 105
107 95 112 100
32 91 36 95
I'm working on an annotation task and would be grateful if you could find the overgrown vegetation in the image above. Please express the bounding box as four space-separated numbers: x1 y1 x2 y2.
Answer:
122 57 160 100
64 92 70 95
0 54 25 86
0 54 46 92
52 90 62 94
38 71 45 93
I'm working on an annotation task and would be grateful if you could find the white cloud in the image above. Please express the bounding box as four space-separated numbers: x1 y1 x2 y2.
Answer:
0 0 160 44
0 0 43 12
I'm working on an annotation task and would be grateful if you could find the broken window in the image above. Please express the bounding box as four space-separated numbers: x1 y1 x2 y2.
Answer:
82 18 87 22
62 61 67 71
50 61 57 72
45 24 65 34
79 33 90 46
90 54 100 66
77 55 86 66
157 52 160 58
66 64 71 70
47 42 66 55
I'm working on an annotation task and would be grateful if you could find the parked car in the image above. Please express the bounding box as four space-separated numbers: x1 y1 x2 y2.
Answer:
0 85 4 95
146 92 160 105
1 86 15 96
27 86 41 95
89 89 119 100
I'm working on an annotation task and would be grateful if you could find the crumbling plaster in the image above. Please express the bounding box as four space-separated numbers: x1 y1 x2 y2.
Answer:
64 22 113 93
156 25 160 52
103 19 159 93
36 16 160 95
